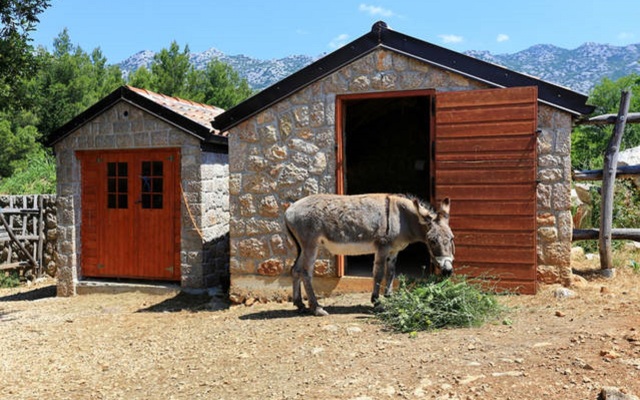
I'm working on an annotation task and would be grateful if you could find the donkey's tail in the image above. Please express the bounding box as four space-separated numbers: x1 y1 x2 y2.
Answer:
285 219 301 274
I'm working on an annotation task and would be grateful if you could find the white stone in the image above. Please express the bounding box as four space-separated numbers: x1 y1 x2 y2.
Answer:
574 183 593 205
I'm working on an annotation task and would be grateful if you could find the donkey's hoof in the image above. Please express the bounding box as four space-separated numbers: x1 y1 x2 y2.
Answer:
313 307 329 317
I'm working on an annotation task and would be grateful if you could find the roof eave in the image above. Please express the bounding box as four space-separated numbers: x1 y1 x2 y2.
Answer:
211 21 595 132
47 86 220 147
211 30 382 132
376 29 595 116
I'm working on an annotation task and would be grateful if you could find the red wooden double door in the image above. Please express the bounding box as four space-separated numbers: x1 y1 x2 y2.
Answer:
78 148 181 281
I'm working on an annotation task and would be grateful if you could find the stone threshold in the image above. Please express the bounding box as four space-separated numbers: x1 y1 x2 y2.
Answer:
76 279 182 296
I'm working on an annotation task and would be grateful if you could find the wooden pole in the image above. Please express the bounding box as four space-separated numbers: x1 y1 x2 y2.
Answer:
573 228 640 241
579 112 640 125
599 90 631 270
573 164 640 181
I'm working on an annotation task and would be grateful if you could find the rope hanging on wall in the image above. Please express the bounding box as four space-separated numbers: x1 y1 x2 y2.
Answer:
180 182 205 242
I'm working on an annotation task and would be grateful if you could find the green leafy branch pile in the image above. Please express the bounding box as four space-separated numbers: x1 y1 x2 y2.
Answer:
375 276 505 333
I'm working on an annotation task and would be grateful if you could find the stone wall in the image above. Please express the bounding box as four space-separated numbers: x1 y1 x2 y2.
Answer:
54 101 229 296
536 105 574 286
200 151 230 288
0 195 58 277
228 48 575 300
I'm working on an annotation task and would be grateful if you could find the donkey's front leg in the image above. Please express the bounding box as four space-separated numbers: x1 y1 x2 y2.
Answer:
383 252 398 297
371 247 390 304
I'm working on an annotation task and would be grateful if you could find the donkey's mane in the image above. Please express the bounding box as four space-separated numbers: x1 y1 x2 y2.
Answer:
396 193 435 213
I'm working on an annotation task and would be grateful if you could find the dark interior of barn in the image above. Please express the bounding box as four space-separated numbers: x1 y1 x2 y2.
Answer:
342 95 432 277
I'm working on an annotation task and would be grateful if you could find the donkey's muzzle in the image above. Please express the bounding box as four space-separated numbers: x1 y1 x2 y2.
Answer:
435 256 454 277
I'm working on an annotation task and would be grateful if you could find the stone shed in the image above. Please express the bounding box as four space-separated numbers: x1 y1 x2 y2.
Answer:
211 22 595 300
48 86 230 296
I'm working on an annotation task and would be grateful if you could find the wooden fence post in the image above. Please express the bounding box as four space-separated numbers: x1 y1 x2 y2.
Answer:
599 90 631 271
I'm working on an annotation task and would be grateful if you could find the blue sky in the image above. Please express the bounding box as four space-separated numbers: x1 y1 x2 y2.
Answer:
32 0 639 64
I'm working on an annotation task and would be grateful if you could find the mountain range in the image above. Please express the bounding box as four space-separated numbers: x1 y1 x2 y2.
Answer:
118 42 640 94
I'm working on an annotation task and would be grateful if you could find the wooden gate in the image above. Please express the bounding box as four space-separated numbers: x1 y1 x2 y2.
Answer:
0 195 44 279
434 86 539 293
78 149 181 281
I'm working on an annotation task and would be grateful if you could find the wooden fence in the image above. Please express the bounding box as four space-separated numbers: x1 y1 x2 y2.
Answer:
572 90 640 271
0 195 45 279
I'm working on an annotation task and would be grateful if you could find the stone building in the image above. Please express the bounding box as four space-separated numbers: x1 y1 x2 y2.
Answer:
48 86 229 296
212 22 594 301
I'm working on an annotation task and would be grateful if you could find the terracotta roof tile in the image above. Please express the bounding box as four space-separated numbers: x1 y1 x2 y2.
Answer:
127 86 227 137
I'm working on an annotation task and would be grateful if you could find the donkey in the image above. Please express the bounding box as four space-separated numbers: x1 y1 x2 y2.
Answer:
285 193 455 316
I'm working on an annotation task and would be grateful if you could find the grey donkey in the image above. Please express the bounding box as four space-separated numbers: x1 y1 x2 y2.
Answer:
285 193 455 316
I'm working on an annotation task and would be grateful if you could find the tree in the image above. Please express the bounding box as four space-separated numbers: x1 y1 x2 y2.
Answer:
34 29 124 141
199 59 254 109
0 29 124 191
0 0 50 108
128 65 154 89
127 42 254 109
572 74 640 171
0 111 39 177
150 41 192 97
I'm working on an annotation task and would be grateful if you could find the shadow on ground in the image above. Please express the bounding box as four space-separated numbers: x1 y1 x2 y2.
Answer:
239 304 374 320
0 285 56 302
138 291 229 313
572 267 608 281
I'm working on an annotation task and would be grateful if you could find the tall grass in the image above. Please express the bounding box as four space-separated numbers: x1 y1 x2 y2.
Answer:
375 276 506 333
0 149 56 194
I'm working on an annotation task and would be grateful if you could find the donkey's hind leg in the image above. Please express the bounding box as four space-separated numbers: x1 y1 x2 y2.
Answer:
291 250 305 313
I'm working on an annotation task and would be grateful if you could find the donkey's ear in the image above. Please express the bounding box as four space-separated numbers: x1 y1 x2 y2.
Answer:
440 197 451 215
436 197 451 221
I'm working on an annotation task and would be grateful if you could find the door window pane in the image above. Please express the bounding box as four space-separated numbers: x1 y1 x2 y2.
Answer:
141 161 163 209
107 162 128 209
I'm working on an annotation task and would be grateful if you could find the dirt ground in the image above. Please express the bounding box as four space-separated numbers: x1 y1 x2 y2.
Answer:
1 256 640 400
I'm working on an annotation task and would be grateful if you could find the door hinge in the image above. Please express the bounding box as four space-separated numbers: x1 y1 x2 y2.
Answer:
97 263 105 270
165 266 174 273
167 155 174 161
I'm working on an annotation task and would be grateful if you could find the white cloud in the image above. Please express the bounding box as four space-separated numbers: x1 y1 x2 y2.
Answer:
438 34 463 44
328 33 350 49
618 32 635 41
359 4 395 17
497 33 510 43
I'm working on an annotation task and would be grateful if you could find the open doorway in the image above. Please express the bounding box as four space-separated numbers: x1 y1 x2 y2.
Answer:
338 91 433 277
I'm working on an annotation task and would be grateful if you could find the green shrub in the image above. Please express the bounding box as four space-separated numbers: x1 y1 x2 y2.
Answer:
0 271 20 288
375 276 505 333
